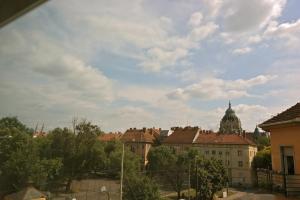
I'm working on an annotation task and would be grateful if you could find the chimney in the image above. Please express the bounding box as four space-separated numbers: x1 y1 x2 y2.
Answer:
142 127 146 132
242 130 246 138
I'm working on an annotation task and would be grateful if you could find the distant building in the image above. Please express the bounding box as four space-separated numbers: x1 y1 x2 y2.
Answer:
159 129 173 142
259 102 300 175
219 102 243 134
98 132 122 142
121 127 159 166
163 126 257 186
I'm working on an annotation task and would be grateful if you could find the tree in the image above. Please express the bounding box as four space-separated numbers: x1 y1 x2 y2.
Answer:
0 117 33 135
0 131 61 192
252 146 271 169
124 175 160 200
47 124 107 191
256 136 270 151
147 146 189 199
192 157 227 200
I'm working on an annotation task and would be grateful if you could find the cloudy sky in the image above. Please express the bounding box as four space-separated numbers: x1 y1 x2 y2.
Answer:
0 0 300 132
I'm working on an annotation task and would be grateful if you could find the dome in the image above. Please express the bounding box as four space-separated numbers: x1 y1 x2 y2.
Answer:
219 102 243 134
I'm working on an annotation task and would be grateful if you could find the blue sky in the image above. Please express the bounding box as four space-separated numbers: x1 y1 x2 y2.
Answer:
0 0 300 132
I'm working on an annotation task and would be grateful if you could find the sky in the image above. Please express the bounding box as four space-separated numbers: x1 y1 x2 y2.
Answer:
0 0 300 132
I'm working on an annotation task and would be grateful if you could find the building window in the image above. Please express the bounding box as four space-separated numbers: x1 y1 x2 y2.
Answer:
226 160 230 166
205 150 209 155
238 150 242 156
225 151 230 156
212 150 216 155
219 151 222 156
238 161 243 167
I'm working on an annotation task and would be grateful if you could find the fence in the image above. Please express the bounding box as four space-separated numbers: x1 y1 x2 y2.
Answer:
256 168 300 196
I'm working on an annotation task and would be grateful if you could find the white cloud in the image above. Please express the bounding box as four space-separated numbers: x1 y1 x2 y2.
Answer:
222 0 286 33
167 75 276 101
264 19 300 50
232 47 252 55
188 12 203 27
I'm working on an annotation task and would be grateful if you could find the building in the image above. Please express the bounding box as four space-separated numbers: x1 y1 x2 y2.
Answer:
121 127 159 166
98 132 122 142
219 102 243 134
259 102 300 175
158 129 174 142
163 126 257 186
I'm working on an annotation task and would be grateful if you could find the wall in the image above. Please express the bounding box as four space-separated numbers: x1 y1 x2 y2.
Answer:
193 144 257 186
269 125 300 174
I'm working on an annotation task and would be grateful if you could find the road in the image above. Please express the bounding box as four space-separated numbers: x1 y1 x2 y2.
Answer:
225 190 300 200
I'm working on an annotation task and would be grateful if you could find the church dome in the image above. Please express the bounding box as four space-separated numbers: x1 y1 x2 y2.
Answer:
219 102 243 134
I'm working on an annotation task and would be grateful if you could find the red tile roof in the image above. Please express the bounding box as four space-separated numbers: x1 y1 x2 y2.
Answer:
260 102 300 128
195 131 256 146
121 128 156 143
98 132 122 142
163 126 200 144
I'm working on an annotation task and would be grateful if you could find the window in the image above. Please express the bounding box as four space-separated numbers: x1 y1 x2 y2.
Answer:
212 150 216 155
226 160 230 166
205 150 209 155
238 150 242 156
219 151 222 156
225 151 230 156
238 161 243 167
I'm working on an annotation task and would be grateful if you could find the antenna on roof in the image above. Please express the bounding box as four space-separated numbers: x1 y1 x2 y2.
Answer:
34 123 39 133
40 123 44 133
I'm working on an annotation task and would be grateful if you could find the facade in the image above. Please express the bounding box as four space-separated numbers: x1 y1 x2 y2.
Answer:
219 102 243 134
121 127 159 166
259 102 300 175
163 126 257 186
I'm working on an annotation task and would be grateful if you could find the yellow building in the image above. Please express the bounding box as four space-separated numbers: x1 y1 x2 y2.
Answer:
163 127 257 186
259 102 300 175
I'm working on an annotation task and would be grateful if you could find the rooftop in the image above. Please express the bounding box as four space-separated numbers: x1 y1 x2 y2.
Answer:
121 127 158 143
259 102 300 129
163 126 200 144
195 131 256 146
98 132 122 142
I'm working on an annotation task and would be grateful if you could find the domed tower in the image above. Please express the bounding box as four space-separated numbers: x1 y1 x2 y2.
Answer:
219 101 242 134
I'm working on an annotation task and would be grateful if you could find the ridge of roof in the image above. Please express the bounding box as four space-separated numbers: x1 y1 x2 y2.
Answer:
259 102 300 128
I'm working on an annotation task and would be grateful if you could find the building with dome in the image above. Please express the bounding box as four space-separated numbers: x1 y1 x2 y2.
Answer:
219 102 243 134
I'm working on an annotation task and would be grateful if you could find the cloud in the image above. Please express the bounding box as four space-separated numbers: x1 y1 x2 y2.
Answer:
167 75 276 101
222 0 286 33
264 19 300 50
188 12 203 27
232 47 252 55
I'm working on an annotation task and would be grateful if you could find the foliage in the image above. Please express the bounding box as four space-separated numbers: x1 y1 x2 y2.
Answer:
256 136 270 151
252 146 271 169
0 131 62 192
148 146 197 199
192 157 228 200
124 175 160 200
0 117 33 135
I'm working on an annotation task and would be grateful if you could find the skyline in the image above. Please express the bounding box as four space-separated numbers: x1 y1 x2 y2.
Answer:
0 0 300 132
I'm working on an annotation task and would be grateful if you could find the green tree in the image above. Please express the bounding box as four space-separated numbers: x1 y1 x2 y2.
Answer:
0 131 61 192
252 146 271 169
192 157 227 200
147 146 189 199
0 117 33 135
47 125 107 191
0 117 62 192
124 175 160 200
256 136 270 151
